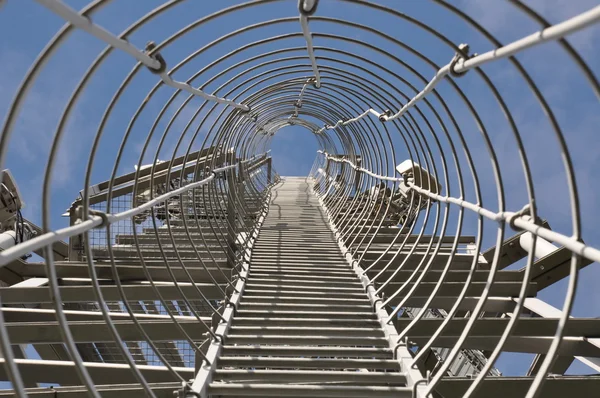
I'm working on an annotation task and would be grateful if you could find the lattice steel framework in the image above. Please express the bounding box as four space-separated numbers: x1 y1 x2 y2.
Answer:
0 0 599 397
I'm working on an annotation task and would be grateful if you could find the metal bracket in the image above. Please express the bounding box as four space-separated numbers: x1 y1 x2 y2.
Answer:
449 43 471 77
87 208 110 229
144 41 167 74
379 109 392 122
175 381 201 398
482 218 550 270
298 0 319 16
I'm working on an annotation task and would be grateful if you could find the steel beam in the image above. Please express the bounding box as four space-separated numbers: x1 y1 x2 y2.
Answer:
434 376 600 398
3 320 208 344
0 358 192 385
1 307 209 323
0 282 226 303
0 383 180 397
18 262 232 282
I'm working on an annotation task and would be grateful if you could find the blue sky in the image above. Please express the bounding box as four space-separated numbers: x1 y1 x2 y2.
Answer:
0 0 599 377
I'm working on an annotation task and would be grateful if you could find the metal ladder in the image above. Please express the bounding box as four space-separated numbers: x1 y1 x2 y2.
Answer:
208 177 411 397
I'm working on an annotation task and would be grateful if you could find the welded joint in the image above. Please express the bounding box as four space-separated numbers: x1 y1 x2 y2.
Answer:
213 332 224 344
449 43 471 78
203 329 223 346
87 208 109 229
240 104 252 114
412 372 431 398
343 251 353 262
314 185 427 395
188 232 259 396
372 293 384 311
379 109 392 122
299 0 319 16
508 203 532 231
393 336 409 359
364 280 375 294
176 381 201 398
223 297 237 314
144 41 167 75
